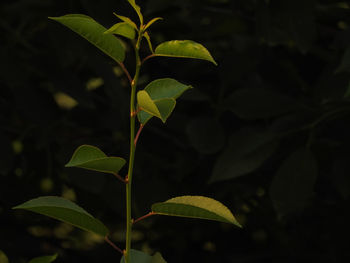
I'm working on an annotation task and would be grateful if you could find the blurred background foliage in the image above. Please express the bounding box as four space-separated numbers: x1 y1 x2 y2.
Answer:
1 0 350 262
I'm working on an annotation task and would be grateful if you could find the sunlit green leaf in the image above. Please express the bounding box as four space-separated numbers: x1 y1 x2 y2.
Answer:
113 13 138 30
144 17 162 31
28 254 58 263
49 14 125 63
65 145 126 175
104 22 136 39
13 196 109 236
126 0 143 24
120 249 166 263
137 90 176 123
155 40 217 65
152 196 241 227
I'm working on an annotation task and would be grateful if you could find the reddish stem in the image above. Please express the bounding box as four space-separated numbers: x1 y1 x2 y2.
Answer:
141 54 156 64
133 212 155 224
104 236 123 254
134 124 144 147
113 173 127 184
119 62 132 84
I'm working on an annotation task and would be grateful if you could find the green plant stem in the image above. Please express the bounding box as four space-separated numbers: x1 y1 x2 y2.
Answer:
125 31 143 263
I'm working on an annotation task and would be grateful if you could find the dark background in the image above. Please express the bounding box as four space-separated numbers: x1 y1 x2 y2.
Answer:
1 0 350 262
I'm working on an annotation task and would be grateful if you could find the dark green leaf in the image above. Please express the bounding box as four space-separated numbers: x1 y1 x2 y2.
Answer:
49 14 125 63
154 40 217 65
152 195 241 227
13 196 109 236
270 148 318 216
120 249 166 263
186 117 225 154
28 254 58 263
224 88 298 120
336 47 350 73
104 22 136 39
210 129 278 182
65 145 126 175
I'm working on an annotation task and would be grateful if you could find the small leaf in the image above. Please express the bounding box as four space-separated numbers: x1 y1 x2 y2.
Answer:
13 196 109 236
49 14 125 63
104 22 136 39
152 253 167 263
137 78 191 124
143 32 154 53
126 0 143 24
144 17 162 31
155 40 217 65
113 13 138 30
152 196 241 227
137 90 176 123
270 148 318 216
28 254 58 263
65 145 126 175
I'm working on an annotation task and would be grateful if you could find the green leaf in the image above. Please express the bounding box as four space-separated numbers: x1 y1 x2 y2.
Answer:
104 22 136 39
270 148 318 216
145 78 192 100
137 78 191 124
144 17 162 31
137 90 176 123
49 14 125 63
113 13 138 30
143 32 154 53
152 195 241 227
126 0 143 24
65 145 126 175
154 40 217 65
28 254 58 263
13 196 109 237
120 250 167 263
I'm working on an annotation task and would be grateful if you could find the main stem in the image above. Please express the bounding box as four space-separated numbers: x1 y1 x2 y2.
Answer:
125 31 143 263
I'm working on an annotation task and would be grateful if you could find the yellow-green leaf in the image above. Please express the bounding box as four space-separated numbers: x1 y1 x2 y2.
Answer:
152 196 242 227
104 22 136 39
137 90 176 123
28 254 58 263
155 40 217 65
13 196 109 236
113 13 138 30
126 0 143 24
144 17 162 31
49 14 125 63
